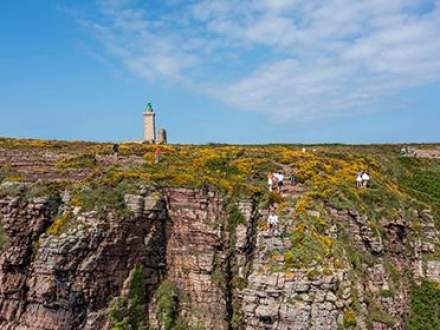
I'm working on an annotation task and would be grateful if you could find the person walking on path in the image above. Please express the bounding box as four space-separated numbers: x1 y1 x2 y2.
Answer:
273 172 284 192
155 147 161 164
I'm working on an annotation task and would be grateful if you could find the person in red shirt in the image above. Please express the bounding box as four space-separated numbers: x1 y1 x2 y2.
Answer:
155 147 161 164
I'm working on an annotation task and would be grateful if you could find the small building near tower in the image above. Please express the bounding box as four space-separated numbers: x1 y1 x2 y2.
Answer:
143 102 167 144
157 128 167 144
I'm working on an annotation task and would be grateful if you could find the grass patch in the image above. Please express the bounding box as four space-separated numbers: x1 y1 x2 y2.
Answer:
407 280 440 330
0 182 60 201
56 153 97 170
368 305 395 327
71 181 136 219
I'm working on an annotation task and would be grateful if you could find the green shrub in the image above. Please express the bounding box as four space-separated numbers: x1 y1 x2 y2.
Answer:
226 203 245 233
379 289 394 298
155 280 179 330
407 280 440 330
108 265 148 330
345 245 375 270
328 192 353 210
205 158 239 176
173 318 204 330
25 183 59 200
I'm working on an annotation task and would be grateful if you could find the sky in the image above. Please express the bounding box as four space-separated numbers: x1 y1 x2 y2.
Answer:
0 0 439 144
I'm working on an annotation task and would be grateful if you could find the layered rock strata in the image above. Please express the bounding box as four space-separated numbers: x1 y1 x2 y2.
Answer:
0 187 438 330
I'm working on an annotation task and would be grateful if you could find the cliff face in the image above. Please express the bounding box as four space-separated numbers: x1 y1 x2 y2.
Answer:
0 193 167 329
0 188 438 330
0 188 245 330
0 140 439 330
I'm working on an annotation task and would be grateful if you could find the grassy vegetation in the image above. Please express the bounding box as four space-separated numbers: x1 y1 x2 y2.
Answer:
0 137 107 152
0 164 22 183
397 157 440 229
368 305 396 328
108 265 148 330
284 212 334 269
0 181 61 202
70 180 136 219
2 138 438 208
1 139 438 249
407 280 440 330
56 153 97 170
154 280 179 330
4 139 435 267
399 158 440 201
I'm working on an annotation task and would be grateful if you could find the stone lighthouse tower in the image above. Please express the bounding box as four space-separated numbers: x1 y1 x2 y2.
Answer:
143 102 156 142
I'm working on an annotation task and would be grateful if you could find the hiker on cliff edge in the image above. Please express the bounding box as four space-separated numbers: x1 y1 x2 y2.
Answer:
267 211 279 235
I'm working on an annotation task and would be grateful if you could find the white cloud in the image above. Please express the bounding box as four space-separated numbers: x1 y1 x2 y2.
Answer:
80 0 440 119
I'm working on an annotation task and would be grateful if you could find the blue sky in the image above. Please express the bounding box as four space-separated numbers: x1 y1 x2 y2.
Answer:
0 0 439 144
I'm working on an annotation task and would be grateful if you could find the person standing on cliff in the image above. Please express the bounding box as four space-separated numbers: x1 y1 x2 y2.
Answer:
267 211 279 235
273 172 284 192
155 147 161 164
113 144 120 161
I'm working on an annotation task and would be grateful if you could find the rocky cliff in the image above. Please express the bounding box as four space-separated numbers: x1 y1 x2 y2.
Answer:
0 139 439 330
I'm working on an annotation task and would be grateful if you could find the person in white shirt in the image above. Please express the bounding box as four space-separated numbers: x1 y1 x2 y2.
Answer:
361 171 370 188
356 172 363 188
273 173 284 191
267 212 279 234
